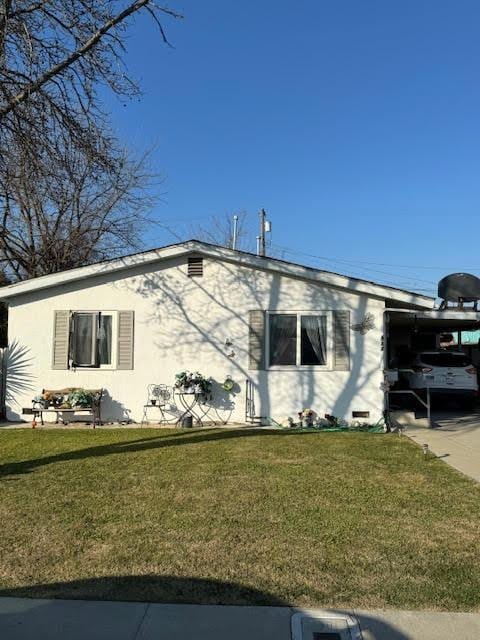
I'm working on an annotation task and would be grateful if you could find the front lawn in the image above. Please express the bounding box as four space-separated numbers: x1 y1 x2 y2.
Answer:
0 428 479 610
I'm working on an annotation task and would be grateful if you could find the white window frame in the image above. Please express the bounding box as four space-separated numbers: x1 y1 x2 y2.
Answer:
266 310 333 370
71 311 118 370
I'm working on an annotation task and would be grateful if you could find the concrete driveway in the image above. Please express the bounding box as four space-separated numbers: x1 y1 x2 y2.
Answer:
407 411 480 482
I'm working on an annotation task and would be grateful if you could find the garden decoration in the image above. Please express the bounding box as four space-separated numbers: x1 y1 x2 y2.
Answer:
27 388 103 428
222 376 235 392
352 312 375 334
274 412 385 432
298 408 315 427
151 385 171 405
175 371 212 395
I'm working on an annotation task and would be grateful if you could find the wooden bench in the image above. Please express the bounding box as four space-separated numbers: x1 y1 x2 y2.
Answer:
23 388 103 428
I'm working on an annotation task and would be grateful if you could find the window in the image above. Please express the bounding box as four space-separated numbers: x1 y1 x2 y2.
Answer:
98 315 113 365
420 352 472 368
269 314 297 365
268 313 329 367
301 315 327 365
71 312 115 368
73 313 96 367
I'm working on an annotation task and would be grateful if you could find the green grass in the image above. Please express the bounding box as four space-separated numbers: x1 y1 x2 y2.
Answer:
0 427 480 610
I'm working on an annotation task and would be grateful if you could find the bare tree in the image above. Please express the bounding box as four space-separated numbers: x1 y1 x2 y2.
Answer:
0 142 158 280
192 211 254 251
0 1 181 169
0 1 181 280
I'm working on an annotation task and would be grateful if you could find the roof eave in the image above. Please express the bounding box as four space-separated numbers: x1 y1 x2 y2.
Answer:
0 240 435 308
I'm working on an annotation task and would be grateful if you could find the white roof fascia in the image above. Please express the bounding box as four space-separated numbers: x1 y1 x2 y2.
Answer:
0 244 192 300
387 309 480 321
0 240 434 308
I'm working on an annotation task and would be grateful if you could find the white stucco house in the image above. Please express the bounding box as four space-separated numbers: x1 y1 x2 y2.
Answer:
0 240 434 425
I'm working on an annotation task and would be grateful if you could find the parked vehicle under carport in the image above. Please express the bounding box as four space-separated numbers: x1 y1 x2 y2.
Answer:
385 307 480 422
401 351 478 410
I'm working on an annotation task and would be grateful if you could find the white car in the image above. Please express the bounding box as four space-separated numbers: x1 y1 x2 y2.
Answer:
403 351 478 408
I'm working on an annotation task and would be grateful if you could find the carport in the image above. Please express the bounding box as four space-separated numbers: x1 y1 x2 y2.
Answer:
385 308 480 426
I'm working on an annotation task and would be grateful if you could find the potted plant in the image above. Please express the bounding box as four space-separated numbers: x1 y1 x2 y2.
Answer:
175 371 212 395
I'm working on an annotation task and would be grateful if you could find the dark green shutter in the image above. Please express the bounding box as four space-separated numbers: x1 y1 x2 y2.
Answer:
333 311 350 371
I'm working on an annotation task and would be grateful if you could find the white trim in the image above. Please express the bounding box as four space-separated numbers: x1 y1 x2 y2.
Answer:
0 240 434 308
386 309 480 321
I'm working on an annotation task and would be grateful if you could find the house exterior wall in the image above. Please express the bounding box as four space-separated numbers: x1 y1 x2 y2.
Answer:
6 255 385 424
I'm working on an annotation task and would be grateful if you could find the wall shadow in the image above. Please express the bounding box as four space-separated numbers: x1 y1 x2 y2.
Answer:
125 256 384 426
100 390 132 424
9 248 387 425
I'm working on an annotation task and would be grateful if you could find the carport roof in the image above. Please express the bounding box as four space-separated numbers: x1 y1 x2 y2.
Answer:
388 309 480 331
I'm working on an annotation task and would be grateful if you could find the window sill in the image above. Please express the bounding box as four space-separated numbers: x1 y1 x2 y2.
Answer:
68 366 117 371
267 365 332 372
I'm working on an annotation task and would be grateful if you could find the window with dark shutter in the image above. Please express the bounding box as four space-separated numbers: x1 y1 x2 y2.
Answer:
333 310 350 371
52 310 133 370
248 310 265 370
268 313 328 367
188 256 203 277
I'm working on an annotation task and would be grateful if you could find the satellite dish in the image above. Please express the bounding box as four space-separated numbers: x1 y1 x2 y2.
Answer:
438 273 480 304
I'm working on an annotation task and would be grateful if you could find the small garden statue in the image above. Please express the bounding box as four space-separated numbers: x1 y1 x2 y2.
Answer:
298 408 315 427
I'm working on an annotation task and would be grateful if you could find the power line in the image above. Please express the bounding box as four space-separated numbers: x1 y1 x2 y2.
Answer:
271 244 438 287
271 243 480 271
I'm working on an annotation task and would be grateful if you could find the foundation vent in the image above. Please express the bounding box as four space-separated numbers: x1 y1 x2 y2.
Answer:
352 411 370 419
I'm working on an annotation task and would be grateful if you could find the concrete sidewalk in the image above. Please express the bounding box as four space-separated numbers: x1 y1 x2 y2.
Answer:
1 597 480 639
406 411 480 482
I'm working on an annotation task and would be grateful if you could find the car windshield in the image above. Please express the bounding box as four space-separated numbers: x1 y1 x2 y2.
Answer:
420 353 472 368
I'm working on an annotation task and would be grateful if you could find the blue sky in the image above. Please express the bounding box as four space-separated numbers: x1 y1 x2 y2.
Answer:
105 0 480 297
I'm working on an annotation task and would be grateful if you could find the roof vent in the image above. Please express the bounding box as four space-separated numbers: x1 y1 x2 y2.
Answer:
438 273 480 309
188 256 203 277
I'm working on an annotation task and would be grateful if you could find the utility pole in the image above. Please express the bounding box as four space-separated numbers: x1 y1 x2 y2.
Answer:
259 208 267 257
